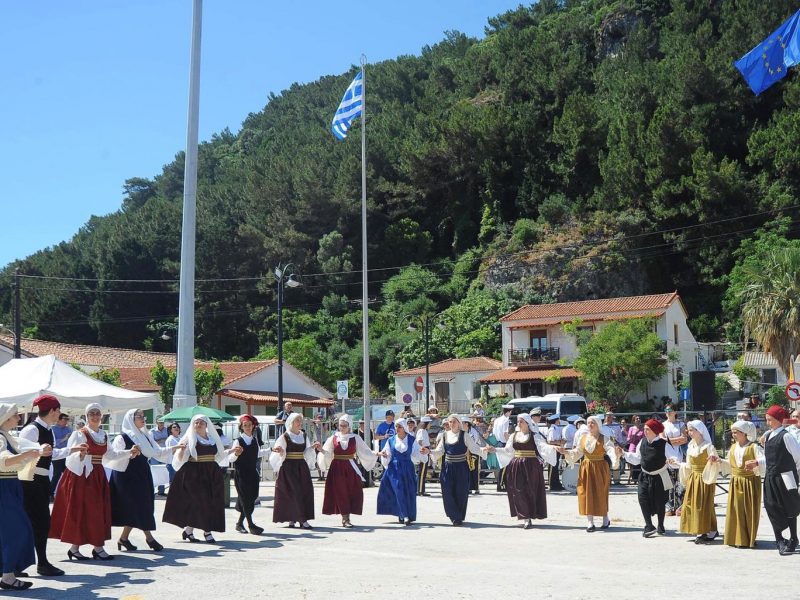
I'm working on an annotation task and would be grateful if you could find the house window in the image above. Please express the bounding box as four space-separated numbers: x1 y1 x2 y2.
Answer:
224 405 241 416
556 380 575 393
529 330 548 350
762 369 777 385
521 381 544 397
673 323 679 345
472 381 482 399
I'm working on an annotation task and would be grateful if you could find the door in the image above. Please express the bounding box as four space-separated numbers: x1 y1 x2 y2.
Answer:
435 381 450 413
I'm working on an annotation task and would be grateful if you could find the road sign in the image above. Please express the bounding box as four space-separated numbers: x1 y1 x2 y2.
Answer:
785 380 800 403
336 380 349 400
680 388 691 401
402 393 413 404
414 376 424 393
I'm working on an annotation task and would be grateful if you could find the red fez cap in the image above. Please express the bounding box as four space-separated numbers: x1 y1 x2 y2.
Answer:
645 418 664 435
32 394 60 412
239 414 258 427
766 405 789 423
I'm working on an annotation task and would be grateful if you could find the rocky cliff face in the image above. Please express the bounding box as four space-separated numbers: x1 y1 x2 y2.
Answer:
596 7 644 59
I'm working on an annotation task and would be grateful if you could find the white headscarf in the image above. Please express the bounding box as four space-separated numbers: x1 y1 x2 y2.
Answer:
120 408 161 459
284 412 305 444
731 420 757 442
583 415 605 453
338 414 353 429
687 419 712 447
0 403 21 452
334 414 354 446
84 402 103 419
395 418 408 434
181 415 225 462
516 413 535 435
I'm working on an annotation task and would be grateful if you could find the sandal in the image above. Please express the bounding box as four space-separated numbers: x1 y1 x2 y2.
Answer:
0 580 33 591
182 531 198 543
203 532 216 543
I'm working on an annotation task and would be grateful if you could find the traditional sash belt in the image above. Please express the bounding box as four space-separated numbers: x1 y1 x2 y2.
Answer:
690 465 706 474
334 453 356 460
285 452 305 460
90 456 104 464
514 450 537 458
189 455 217 463
445 453 467 462
584 456 606 462
0 472 18 479
34 467 50 477
641 464 673 490
731 465 757 478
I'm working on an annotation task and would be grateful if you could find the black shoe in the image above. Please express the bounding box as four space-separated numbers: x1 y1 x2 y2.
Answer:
694 534 711 544
404 518 412 526
586 525 596 533
398 517 404 524
117 538 137 552
36 563 64 577
657 526 666 536
0 580 33 591
288 521 296 528
601 520 610 529
300 522 313 530
203 532 216 543
235 523 247 534
778 539 792 555
643 526 657 538
67 549 90 561
146 538 164 552
182 531 198 543
91 549 114 561
248 525 264 535
13 572 28 578
522 520 532 530
787 538 798 553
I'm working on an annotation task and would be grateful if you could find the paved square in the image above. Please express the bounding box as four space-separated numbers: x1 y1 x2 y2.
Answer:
25 480 796 599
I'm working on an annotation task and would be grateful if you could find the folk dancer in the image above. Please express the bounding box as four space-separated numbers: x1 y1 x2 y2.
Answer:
617 418 671 538
317 414 379 527
377 419 428 525
0 403 46 591
557 416 616 532
758 405 800 555
416 416 433 496
492 404 513 491
50 403 139 561
709 420 763 548
19 395 78 576
270 412 320 529
463 419 483 495
111 408 184 552
484 413 557 529
163 415 242 543
547 414 565 491
430 414 484 526
229 415 271 535
662 405 688 516
672 420 719 544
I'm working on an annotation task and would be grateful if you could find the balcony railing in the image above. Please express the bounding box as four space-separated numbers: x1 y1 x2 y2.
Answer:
508 347 560 365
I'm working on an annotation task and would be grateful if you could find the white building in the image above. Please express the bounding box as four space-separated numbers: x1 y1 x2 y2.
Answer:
393 357 502 415
741 351 799 397
480 292 704 405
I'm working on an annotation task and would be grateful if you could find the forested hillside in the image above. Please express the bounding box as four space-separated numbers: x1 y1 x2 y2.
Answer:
3 0 800 394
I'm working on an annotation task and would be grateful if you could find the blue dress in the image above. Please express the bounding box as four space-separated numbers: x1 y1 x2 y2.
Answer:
440 430 470 523
377 435 417 521
0 441 36 574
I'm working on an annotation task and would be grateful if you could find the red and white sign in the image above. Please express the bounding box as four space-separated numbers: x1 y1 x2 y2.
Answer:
785 380 800 403
414 376 424 393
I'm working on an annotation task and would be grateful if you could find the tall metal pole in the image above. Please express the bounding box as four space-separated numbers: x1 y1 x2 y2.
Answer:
173 0 202 408
277 274 285 413
13 269 21 359
360 55 371 453
424 321 430 412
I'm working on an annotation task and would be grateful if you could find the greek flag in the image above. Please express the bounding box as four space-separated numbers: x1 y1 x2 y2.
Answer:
331 71 363 140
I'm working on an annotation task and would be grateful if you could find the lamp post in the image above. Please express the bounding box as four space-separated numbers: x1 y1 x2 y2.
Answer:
407 314 446 414
274 263 301 413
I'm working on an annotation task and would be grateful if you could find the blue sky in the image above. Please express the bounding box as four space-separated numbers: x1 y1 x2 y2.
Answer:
0 0 523 269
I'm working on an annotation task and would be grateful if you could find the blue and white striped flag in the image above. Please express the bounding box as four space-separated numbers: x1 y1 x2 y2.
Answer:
331 71 363 140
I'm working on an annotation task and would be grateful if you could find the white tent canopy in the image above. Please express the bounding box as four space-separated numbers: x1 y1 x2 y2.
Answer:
0 355 159 414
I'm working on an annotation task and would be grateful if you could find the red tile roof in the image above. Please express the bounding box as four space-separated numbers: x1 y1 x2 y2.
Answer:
219 389 334 408
394 356 503 377
479 367 581 384
501 292 681 323
0 335 177 368
116 360 278 393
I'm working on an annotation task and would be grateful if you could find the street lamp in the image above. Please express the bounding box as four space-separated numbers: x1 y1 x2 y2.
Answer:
406 314 446 414
274 263 301 413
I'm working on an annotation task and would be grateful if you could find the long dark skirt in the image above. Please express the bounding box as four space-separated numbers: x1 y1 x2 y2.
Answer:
505 458 547 520
440 461 470 522
111 455 157 530
273 460 315 523
163 462 225 532
322 460 364 516
0 478 35 573
234 466 260 519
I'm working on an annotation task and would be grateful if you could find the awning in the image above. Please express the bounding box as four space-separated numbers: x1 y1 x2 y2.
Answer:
218 389 334 408
479 367 581 384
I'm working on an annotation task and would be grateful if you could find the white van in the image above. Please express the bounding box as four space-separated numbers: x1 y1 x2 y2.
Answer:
507 393 588 420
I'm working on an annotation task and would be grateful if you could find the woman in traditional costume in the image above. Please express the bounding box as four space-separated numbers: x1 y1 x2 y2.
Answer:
229 415 271 535
111 408 183 552
485 413 557 529
318 414 378 527
163 415 241 543
0 403 45 591
164 422 182 485
557 415 615 531
377 418 428 525
50 403 138 561
430 414 484 526
671 420 719 543
709 420 763 548
270 413 319 529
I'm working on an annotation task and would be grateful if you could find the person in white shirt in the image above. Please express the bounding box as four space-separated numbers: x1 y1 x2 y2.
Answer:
493 404 513 491
563 416 579 450
547 414 565 492
604 412 623 485
661 405 687 515
416 416 433 496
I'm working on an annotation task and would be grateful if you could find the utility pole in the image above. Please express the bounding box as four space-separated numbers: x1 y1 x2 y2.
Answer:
13 269 21 359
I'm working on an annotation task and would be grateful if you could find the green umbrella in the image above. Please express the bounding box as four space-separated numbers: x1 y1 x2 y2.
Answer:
161 405 238 422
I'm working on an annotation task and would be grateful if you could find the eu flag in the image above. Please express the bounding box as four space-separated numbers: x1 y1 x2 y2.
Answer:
735 9 800 95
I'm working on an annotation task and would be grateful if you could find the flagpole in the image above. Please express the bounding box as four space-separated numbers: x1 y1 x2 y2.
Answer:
173 0 202 409
360 54 371 463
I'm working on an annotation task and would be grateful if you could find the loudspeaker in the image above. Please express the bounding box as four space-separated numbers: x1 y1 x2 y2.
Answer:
690 370 716 411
